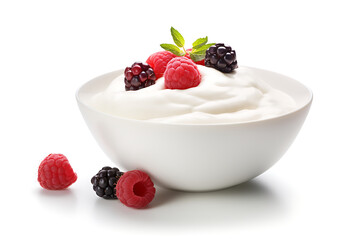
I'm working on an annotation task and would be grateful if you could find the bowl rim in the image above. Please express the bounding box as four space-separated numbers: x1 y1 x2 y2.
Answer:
76 66 313 127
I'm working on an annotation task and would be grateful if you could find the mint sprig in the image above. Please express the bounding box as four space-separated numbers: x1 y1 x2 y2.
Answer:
192 37 208 49
160 43 184 56
171 27 185 48
160 27 215 62
189 43 215 62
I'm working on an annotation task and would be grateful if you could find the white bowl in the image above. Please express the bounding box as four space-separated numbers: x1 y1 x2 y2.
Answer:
76 67 312 191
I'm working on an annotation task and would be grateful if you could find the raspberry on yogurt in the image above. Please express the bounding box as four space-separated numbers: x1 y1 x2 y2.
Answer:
164 57 201 90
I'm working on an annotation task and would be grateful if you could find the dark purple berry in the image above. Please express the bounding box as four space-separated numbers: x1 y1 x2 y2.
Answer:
109 177 117 186
225 45 232 51
124 62 157 91
216 58 227 69
107 169 116 177
105 187 113 195
98 170 107 178
216 46 227 57
124 78 131 88
145 80 155 87
208 46 217 54
131 76 141 87
139 71 148 82
142 63 150 70
224 52 234 64
131 61 142 67
96 186 104 197
204 43 238 73
91 167 124 199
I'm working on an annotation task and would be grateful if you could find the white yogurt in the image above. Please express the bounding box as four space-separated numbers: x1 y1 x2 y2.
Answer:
88 66 296 124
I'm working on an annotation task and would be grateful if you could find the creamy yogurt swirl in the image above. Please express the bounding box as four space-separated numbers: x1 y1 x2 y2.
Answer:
89 66 296 124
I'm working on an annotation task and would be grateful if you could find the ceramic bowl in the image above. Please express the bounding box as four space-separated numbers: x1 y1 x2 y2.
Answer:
76 67 312 191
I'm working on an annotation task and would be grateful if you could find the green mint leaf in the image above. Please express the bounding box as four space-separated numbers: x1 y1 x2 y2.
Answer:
192 36 208 49
170 27 185 48
160 43 183 56
190 43 216 61
190 52 206 62
191 43 216 54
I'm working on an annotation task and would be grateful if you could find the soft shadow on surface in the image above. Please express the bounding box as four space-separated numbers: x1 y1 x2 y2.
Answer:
36 188 78 213
92 179 287 229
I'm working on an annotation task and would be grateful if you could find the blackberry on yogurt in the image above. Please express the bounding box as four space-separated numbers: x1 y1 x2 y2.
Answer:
124 62 157 91
205 43 238 73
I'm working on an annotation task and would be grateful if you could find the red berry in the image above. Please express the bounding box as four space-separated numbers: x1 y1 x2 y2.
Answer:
164 57 201 90
115 170 156 208
38 154 77 190
185 49 205 65
146 51 177 79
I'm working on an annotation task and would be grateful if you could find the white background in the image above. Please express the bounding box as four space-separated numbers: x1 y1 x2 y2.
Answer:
1 0 359 239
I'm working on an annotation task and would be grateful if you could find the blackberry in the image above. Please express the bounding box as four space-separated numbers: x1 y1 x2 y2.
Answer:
91 166 124 199
204 43 238 73
124 62 157 91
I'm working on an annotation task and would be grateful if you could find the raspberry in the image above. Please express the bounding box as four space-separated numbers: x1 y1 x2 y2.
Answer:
91 166 124 199
185 49 205 65
115 170 156 209
37 154 77 190
205 43 238 73
146 51 177 78
164 57 201 90
124 62 156 91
